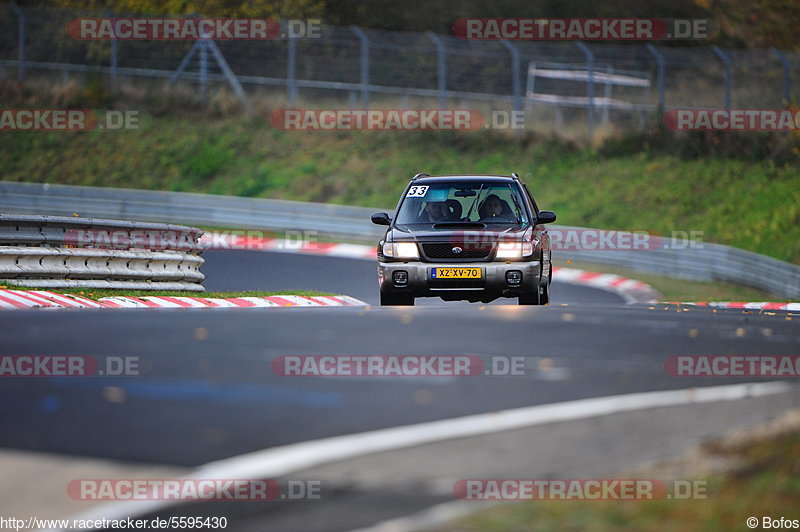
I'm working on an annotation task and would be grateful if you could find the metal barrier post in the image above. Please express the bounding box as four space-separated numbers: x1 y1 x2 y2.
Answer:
602 65 613 125
10 3 25 81
645 44 665 111
576 42 595 138
500 40 521 115
288 38 297 106
206 41 250 108
107 9 117 93
712 46 732 109
169 41 201 88
199 40 208 106
351 26 370 108
771 48 791 104
427 32 447 108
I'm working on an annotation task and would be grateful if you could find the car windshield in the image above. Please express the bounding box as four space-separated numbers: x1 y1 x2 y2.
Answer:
394 182 528 225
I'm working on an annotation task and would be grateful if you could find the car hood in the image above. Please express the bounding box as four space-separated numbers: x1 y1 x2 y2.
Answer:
390 224 526 242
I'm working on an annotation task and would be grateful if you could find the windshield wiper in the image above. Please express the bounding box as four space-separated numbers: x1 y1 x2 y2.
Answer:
509 187 524 223
464 184 485 221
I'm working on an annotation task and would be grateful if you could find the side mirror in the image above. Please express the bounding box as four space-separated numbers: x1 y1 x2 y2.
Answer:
371 212 391 226
537 210 557 224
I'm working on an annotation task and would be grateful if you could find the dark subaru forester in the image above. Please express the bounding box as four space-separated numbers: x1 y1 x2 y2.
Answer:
371 173 556 306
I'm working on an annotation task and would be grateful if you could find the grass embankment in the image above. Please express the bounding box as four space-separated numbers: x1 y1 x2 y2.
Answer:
441 429 800 531
553 259 776 302
2 112 799 265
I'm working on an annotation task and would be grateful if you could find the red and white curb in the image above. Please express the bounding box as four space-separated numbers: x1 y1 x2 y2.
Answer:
0 290 366 310
668 301 800 311
550 266 659 304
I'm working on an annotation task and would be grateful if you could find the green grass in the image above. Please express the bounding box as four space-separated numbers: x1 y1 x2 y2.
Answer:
437 430 800 532
1 284 333 301
2 112 799 264
553 259 777 302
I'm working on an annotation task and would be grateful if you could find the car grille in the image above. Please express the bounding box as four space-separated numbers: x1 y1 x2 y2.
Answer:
428 278 486 289
421 243 493 261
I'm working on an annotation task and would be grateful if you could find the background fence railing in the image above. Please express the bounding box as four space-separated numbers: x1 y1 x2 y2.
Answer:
1 5 798 135
2 181 798 298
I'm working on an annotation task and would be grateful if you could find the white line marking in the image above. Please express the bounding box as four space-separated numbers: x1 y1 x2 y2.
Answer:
194 381 791 479
52 381 792 531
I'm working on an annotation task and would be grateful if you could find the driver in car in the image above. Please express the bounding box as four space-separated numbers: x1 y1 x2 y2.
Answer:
479 194 514 221
424 201 452 222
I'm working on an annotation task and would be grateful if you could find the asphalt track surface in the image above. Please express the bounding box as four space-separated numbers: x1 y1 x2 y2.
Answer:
0 250 797 468
200 250 624 306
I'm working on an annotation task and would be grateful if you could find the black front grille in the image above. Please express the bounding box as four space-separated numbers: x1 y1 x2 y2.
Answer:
421 243 493 260
429 279 486 288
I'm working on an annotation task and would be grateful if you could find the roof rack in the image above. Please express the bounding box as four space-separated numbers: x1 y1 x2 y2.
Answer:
411 173 430 180
511 173 521 180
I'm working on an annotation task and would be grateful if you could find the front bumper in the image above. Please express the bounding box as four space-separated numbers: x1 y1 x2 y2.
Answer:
378 260 544 301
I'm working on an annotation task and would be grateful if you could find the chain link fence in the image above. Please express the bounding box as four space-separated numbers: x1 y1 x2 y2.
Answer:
1 5 798 136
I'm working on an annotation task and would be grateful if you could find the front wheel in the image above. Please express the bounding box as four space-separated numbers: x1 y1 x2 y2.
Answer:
519 284 548 306
380 292 415 306
539 282 549 305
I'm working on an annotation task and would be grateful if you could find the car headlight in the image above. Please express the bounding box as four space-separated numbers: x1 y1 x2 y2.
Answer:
382 242 419 259
495 241 533 259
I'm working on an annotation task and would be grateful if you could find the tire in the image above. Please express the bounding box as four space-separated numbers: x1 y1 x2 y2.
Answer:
518 284 548 306
539 282 549 305
518 290 540 305
380 292 415 306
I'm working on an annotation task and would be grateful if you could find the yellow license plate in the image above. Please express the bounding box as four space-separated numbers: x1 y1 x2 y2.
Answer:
431 267 482 279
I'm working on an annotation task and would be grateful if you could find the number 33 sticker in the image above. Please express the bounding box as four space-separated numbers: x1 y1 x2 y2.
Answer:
406 186 429 197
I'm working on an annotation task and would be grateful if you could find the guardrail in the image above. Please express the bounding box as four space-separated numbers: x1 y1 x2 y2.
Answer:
0 208 205 291
1 181 798 298
559 236 800 299
0 181 382 242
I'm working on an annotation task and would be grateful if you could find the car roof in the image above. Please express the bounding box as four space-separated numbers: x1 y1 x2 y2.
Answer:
412 175 517 185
